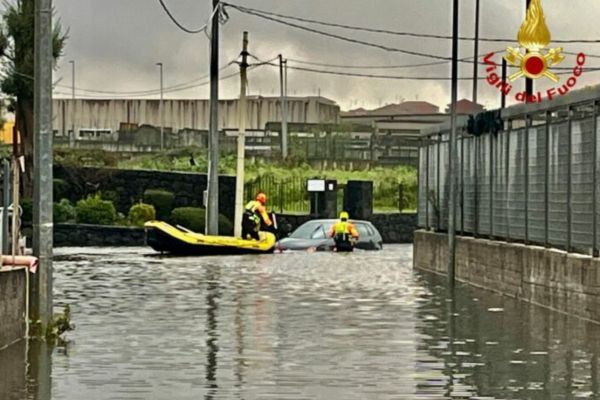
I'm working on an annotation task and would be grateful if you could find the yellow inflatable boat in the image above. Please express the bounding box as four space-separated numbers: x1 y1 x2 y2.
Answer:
144 221 277 255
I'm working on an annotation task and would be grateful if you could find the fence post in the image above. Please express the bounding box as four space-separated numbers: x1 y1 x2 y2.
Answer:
425 140 430 230
489 132 494 238
279 181 284 214
594 101 598 257
544 111 550 248
474 136 479 237
437 133 441 231
505 125 510 242
460 132 464 234
567 106 573 252
524 115 530 245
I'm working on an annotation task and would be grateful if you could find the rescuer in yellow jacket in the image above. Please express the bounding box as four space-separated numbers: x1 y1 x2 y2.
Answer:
329 211 359 252
242 192 272 240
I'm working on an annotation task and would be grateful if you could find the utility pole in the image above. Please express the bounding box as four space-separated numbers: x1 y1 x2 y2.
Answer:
279 55 288 159
69 60 75 147
448 0 460 287
206 0 220 235
525 0 533 100
234 32 249 238
32 0 54 331
472 0 480 112
156 62 164 151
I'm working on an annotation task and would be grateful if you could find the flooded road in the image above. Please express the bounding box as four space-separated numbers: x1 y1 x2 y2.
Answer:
3 245 600 399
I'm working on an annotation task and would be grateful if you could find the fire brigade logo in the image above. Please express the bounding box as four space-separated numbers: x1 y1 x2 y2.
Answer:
483 0 586 104
504 0 563 82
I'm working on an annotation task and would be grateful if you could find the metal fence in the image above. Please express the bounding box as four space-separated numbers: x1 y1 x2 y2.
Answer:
244 176 310 214
418 87 600 256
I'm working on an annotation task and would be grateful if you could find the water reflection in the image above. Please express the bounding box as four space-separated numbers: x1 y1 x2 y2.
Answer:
3 246 600 399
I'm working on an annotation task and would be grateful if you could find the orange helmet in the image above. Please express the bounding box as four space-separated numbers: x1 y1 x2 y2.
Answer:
256 192 267 205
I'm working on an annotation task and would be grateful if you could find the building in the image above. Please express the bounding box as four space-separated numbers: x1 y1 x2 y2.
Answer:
52 96 340 139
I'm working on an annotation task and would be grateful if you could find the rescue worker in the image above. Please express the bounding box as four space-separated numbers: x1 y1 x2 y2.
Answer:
242 192 273 240
329 211 359 252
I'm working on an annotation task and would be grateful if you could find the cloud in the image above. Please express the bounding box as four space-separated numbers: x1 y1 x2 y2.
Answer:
53 0 600 111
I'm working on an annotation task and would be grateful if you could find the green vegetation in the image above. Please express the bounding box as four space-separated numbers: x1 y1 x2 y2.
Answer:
128 203 156 227
143 189 175 220
20 197 32 224
53 179 70 201
116 148 418 212
170 207 233 235
54 199 76 223
75 194 117 225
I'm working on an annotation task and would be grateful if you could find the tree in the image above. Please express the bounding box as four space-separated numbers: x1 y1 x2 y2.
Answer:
0 0 67 196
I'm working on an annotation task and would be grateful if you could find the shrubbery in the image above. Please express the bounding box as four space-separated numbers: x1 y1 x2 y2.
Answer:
128 203 156 227
20 198 33 224
54 199 76 223
75 194 117 225
53 179 70 201
143 189 175 219
170 207 233 235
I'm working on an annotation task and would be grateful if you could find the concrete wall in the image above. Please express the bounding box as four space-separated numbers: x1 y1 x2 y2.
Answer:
414 230 600 323
0 270 25 349
53 97 340 135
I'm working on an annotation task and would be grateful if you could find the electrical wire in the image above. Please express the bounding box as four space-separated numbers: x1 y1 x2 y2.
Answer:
156 0 212 34
223 2 600 44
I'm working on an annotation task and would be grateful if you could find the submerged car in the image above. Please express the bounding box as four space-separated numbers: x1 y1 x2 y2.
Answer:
276 219 383 251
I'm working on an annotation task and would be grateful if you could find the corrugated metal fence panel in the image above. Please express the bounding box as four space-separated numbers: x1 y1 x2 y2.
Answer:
439 136 449 231
492 132 508 238
428 143 438 228
462 138 475 233
548 122 569 248
477 134 491 235
508 128 526 240
417 146 428 228
527 125 546 244
570 118 594 253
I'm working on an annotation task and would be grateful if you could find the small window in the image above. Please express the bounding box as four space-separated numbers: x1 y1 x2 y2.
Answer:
311 225 326 239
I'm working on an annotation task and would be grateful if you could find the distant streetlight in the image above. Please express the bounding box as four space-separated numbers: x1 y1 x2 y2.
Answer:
156 62 164 151
69 60 75 147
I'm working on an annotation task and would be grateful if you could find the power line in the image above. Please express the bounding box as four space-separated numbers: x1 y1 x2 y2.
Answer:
156 0 212 34
223 2 600 44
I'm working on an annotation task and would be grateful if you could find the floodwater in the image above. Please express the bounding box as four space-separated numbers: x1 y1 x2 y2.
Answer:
3 246 600 399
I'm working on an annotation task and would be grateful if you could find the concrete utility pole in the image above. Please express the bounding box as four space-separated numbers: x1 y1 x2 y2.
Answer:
448 0 460 287
234 32 249 238
279 55 288 159
69 60 75 147
32 0 54 331
472 0 480 112
525 0 533 99
156 62 164 151
206 0 220 235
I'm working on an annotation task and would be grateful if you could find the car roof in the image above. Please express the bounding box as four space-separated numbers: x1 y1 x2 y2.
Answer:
302 219 372 224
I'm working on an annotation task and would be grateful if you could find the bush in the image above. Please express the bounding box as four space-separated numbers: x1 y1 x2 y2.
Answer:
128 203 156 227
170 207 233 235
75 194 117 225
54 199 76 223
143 189 175 220
53 179 70 201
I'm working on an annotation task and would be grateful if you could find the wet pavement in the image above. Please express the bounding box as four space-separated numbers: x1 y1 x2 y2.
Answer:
2 245 600 399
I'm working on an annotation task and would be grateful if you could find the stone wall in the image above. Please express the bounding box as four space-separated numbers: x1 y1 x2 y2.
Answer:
0 269 26 349
413 230 600 323
54 166 236 221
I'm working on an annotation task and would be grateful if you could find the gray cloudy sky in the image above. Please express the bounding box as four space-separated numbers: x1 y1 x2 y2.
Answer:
52 0 600 111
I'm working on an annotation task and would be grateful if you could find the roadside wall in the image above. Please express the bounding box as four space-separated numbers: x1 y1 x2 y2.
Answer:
49 213 418 247
414 230 600 323
54 166 236 220
0 269 25 349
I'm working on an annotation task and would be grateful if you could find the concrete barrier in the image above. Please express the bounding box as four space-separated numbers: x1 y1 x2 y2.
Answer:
0 269 26 349
414 230 600 323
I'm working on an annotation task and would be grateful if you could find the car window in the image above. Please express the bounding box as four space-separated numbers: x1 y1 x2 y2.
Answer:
290 221 322 239
311 225 327 239
355 223 371 238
